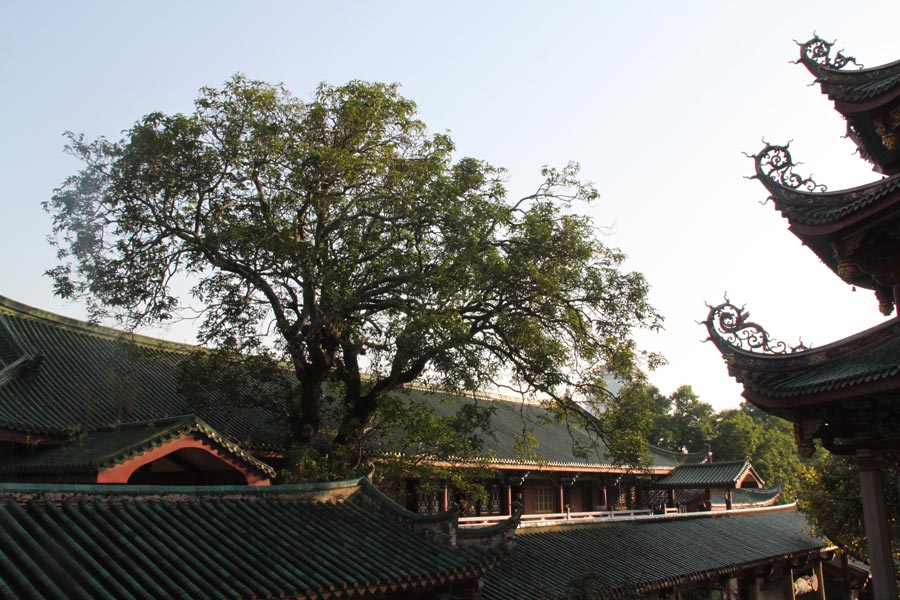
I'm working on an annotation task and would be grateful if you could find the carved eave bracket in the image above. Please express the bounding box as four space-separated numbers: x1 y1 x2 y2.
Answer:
795 36 862 78
704 300 809 357
750 143 827 201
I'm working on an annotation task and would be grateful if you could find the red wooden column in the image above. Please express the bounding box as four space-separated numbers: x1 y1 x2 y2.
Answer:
857 453 898 600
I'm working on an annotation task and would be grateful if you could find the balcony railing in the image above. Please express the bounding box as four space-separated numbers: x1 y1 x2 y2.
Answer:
458 508 659 528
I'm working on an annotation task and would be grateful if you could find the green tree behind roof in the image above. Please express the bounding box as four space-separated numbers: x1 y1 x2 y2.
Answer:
45 75 661 470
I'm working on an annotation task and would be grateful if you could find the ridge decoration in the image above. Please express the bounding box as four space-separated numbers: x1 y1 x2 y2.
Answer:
797 36 862 71
704 300 808 355
752 144 827 193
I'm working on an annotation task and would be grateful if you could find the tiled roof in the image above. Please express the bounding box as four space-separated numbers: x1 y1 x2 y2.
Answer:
711 485 782 508
481 506 824 600
711 315 900 401
0 295 689 470
749 144 900 291
796 37 900 103
805 58 900 103
0 296 289 449
761 174 900 227
0 477 508 599
0 415 276 479
751 334 900 398
397 387 703 471
814 64 900 103
653 461 757 489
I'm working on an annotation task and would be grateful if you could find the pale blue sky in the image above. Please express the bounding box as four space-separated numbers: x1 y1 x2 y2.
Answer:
2 1 898 409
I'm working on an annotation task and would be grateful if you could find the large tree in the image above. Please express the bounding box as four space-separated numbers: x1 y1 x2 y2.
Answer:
46 76 660 466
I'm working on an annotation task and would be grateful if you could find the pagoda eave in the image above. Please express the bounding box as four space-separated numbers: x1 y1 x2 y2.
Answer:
832 85 900 115
755 144 900 305
740 375 900 412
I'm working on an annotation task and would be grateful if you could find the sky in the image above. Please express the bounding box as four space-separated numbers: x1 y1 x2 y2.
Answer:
2 1 898 411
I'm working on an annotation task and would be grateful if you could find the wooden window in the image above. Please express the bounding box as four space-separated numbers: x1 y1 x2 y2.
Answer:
533 485 555 513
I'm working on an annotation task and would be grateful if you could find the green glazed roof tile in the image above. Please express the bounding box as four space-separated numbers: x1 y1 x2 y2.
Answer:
721 318 900 400
0 295 685 470
0 296 289 449
765 174 900 227
711 484 782 508
0 478 504 600
0 415 276 478
481 506 823 600
814 59 900 102
654 461 754 489
386 388 700 470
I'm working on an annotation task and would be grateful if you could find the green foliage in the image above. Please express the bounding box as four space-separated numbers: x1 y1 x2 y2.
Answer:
279 390 498 507
797 449 900 580
709 404 803 499
46 75 661 475
643 386 804 499
590 380 654 468
639 382 675 449
710 409 760 462
741 408 803 500
669 385 715 453
646 384 714 454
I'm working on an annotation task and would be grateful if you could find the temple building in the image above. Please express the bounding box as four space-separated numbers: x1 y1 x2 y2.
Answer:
652 459 770 512
0 291 864 599
0 293 704 515
706 36 900 600
480 505 855 600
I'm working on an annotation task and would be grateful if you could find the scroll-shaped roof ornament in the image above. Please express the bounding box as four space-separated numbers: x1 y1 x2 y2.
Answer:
796 36 862 74
751 143 827 196
704 300 808 355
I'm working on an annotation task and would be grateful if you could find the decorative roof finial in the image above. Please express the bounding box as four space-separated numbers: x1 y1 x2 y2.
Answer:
704 299 808 355
796 36 862 72
750 143 827 194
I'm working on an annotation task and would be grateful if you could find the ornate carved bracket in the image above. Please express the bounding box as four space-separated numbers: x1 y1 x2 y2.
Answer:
751 144 827 193
704 300 808 355
796 36 862 72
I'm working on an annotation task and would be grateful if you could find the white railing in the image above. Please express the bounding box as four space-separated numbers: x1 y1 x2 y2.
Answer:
458 508 654 528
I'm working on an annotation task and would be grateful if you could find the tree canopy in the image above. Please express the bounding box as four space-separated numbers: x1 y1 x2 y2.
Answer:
46 76 661 470
641 383 804 499
647 384 714 454
797 450 900 581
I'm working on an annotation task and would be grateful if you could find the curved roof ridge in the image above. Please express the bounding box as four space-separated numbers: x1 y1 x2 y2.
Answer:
0 477 363 501
0 295 200 355
401 381 547 406
750 144 900 226
0 415 278 479
654 459 758 489
705 299 898 363
797 36 899 78
813 56 900 80
728 483 783 501
359 476 460 524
